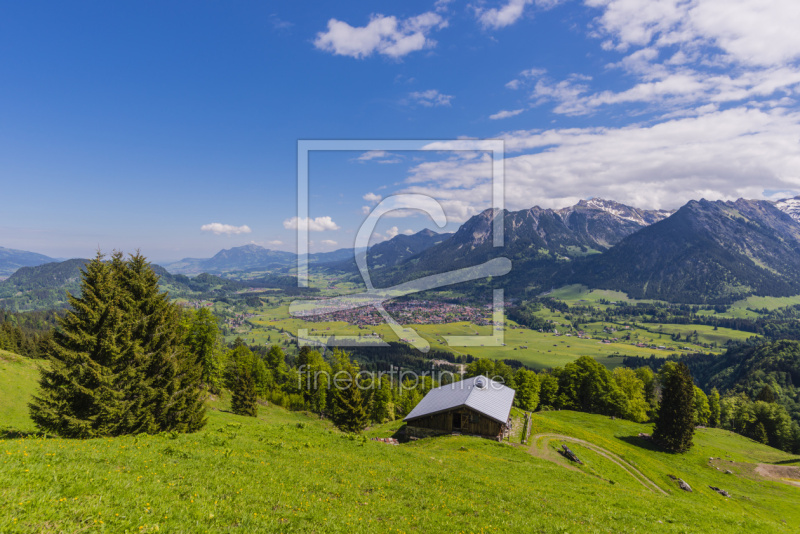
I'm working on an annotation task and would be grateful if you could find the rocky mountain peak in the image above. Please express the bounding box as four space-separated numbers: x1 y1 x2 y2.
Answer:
775 195 800 223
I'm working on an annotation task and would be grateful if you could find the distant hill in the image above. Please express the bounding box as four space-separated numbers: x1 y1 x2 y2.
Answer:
163 244 361 275
0 258 256 311
164 245 296 275
0 247 56 277
0 259 89 309
571 199 800 303
200 244 296 273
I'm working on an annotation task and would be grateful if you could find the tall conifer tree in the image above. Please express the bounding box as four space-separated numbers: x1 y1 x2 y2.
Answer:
653 362 696 452
29 252 206 437
229 347 259 417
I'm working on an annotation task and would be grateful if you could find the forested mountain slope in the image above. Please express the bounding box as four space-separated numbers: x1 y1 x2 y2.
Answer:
571 199 800 303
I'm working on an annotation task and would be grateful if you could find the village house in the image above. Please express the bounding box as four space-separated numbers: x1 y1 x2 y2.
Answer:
403 375 516 441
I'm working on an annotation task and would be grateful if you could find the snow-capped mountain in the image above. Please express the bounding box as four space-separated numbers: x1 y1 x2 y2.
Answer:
565 198 673 226
775 196 800 223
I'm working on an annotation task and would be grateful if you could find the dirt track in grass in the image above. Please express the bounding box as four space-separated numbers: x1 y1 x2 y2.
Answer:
528 433 669 495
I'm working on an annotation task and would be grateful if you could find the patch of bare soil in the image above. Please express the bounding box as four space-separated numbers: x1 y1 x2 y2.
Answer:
755 464 800 487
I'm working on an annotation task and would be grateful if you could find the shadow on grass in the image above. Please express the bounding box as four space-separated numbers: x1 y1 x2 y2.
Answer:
0 428 51 440
617 434 669 453
773 458 800 465
391 425 409 441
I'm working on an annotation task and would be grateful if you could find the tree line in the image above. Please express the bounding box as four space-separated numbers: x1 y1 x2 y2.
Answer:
623 340 800 453
0 308 59 358
463 356 700 452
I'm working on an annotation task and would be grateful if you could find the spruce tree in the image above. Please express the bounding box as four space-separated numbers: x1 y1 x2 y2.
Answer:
653 362 696 452
115 252 206 433
230 359 259 417
328 350 368 433
29 252 206 438
331 380 368 433
29 254 128 438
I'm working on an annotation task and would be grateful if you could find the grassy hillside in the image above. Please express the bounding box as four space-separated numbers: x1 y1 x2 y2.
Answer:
0 350 39 433
2 362 799 532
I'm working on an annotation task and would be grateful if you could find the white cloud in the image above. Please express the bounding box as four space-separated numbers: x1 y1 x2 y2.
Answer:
588 0 800 68
477 0 563 29
267 240 283 246
409 89 454 107
403 228 415 235
282 216 340 231
435 0 456 11
356 150 403 164
313 12 447 59
375 152 496 222
363 192 383 203
519 1 800 117
535 66 800 116
358 150 388 161
320 239 339 247
372 226 405 243
506 67 548 90
406 107 800 215
200 223 252 235
490 108 525 119
477 0 533 29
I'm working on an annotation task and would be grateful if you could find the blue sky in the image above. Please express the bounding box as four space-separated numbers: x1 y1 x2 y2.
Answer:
1 0 799 262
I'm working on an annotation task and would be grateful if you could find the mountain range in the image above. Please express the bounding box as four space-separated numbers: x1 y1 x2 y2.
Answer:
352 196 800 304
4 195 800 306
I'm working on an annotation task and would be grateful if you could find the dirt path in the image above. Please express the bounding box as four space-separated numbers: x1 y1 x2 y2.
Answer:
529 433 668 495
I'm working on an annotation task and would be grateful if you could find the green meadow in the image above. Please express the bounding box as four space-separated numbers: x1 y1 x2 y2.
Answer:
2 355 799 533
543 284 647 307
234 305 665 369
221 296 757 370
0 350 39 433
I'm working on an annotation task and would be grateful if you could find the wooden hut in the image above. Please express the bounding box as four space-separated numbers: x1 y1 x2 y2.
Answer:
403 375 515 440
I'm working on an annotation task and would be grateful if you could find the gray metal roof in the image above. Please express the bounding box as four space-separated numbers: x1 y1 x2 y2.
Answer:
403 375 516 425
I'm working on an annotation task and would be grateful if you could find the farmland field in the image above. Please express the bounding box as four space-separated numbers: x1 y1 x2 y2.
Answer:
216 294 756 370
